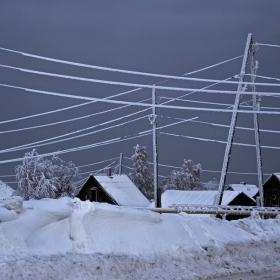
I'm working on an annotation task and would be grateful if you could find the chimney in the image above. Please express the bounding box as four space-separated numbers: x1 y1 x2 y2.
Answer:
105 168 112 177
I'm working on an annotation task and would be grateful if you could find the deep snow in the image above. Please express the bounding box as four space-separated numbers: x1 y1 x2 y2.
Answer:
0 197 280 280
0 180 13 199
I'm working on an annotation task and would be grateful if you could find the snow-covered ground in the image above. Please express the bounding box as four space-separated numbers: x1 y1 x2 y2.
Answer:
0 197 280 280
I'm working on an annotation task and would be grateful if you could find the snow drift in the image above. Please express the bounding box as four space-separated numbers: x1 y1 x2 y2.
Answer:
0 197 280 279
0 180 13 199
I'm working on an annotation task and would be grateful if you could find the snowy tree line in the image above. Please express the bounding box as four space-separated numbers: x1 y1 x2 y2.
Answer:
129 144 218 199
13 146 217 201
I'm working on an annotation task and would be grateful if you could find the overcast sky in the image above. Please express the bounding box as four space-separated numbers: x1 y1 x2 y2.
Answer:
0 1 280 187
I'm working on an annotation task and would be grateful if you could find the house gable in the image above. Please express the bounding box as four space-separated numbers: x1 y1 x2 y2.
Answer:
263 174 280 207
76 176 118 205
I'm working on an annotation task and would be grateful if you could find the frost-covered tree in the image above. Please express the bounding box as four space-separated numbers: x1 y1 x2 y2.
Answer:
14 150 79 200
163 159 202 191
129 144 153 199
204 178 219 190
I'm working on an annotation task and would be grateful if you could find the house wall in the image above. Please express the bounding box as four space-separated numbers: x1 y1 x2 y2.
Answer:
264 176 280 207
219 193 255 221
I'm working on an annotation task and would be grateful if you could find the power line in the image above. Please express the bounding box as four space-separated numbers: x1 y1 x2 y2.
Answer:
77 157 119 168
0 157 119 177
245 73 280 83
0 130 153 164
255 43 280 48
2 63 280 88
123 157 272 176
159 115 280 134
0 100 92 125
0 115 148 154
160 96 245 107
1 83 280 113
0 87 142 127
161 131 280 150
0 47 246 81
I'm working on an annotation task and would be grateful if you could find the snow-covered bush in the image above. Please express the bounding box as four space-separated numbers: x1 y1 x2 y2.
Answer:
129 144 154 199
14 150 79 200
163 159 202 191
204 178 219 190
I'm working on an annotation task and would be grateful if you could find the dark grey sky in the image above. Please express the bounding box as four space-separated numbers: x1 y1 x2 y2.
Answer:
0 1 280 187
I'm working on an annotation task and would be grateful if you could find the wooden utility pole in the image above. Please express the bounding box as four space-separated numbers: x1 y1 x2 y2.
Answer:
214 33 253 205
151 86 159 207
250 53 264 206
119 152 123 175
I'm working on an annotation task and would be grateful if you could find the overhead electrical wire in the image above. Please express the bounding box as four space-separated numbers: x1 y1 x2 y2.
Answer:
77 157 119 168
160 131 280 150
0 115 148 154
123 157 272 176
255 43 280 48
1 83 280 113
0 130 153 164
78 162 116 176
245 73 280 83
0 46 246 81
0 76 238 163
0 87 142 126
1 63 280 88
0 157 120 178
159 115 280 134
0 76 233 133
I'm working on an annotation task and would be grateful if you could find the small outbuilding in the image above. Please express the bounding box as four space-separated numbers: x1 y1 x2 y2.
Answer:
263 173 280 207
76 174 150 208
227 183 259 200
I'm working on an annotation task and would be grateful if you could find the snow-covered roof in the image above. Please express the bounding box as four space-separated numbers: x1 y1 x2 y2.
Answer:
0 180 14 199
94 174 150 207
228 184 258 198
161 190 252 208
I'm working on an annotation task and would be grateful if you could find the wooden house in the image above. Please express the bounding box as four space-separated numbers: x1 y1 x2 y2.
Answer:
263 173 280 207
76 174 150 207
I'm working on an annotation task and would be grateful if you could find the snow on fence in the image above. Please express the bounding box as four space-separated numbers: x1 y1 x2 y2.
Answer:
147 205 280 217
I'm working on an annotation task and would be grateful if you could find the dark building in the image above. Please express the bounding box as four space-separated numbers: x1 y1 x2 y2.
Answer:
263 173 280 207
76 174 150 208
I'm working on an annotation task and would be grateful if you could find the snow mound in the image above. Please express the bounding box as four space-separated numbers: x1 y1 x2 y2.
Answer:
0 198 280 279
0 180 14 198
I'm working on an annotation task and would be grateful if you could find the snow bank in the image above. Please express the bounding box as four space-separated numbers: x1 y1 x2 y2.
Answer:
0 180 14 198
0 198 280 279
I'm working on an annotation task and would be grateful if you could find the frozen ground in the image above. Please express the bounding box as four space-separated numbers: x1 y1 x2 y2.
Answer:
0 197 280 280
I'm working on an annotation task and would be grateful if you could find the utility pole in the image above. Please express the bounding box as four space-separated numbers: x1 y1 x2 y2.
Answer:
119 152 123 175
150 85 159 207
214 33 253 205
250 53 264 206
